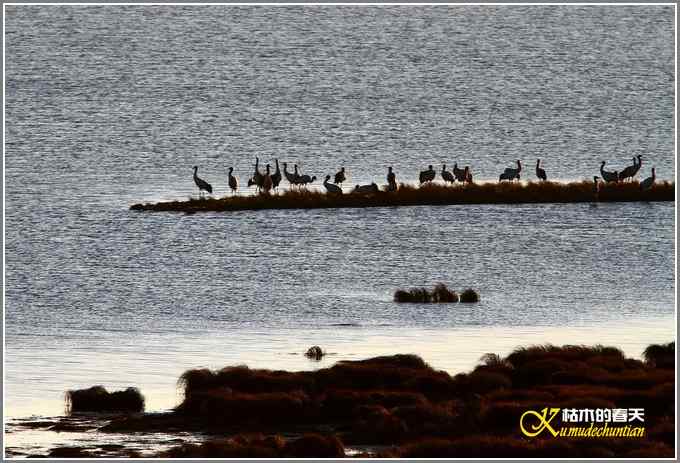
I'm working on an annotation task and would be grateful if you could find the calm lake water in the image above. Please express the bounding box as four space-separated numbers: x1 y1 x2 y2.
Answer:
3 4 676 455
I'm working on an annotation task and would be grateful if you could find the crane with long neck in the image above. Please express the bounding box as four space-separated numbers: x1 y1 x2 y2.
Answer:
419 165 436 184
453 163 466 182
283 162 297 187
324 175 342 194
640 167 656 190
387 166 397 191
600 161 619 183
193 166 213 197
247 157 264 191
535 159 547 181
271 159 282 189
441 164 454 184
228 167 238 194
503 160 521 181
262 164 273 194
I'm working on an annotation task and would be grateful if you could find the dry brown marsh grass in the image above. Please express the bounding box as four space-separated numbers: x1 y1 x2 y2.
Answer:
97 342 674 458
66 386 144 413
130 180 674 213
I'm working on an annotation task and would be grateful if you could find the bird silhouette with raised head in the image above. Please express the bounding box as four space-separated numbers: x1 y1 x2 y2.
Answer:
619 156 642 182
294 164 302 185
453 163 466 182
271 159 282 190
600 161 619 183
193 166 212 197
640 167 656 191
247 157 264 191
387 166 397 191
441 164 455 184
502 160 521 181
324 175 342 194
419 165 436 184
464 166 473 184
334 167 346 185
262 164 273 194
228 167 238 194
283 162 297 187
535 159 547 181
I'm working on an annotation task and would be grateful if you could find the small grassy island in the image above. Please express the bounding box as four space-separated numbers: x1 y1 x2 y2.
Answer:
38 341 675 458
130 181 674 213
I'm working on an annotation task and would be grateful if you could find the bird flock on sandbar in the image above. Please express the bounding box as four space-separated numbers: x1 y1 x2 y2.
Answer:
191 155 657 198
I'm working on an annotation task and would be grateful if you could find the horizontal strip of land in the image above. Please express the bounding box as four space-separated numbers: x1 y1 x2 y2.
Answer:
130 181 674 213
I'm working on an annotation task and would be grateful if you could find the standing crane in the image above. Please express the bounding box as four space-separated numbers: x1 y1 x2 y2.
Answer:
334 167 346 185
271 159 282 190
323 175 342 194
193 166 213 197
599 161 619 183
535 159 547 181
640 167 656 191
419 165 436 184
228 167 238 194
262 164 273 194
441 165 455 184
387 166 397 191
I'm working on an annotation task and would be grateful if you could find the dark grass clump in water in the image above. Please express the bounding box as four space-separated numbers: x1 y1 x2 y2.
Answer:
394 284 461 303
66 386 144 413
305 345 325 360
102 342 674 458
130 180 675 213
642 342 675 368
459 288 480 303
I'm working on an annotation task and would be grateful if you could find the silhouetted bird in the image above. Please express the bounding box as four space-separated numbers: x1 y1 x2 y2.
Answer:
441 164 455 184
593 176 600 199
294 164 302 185
271 159 282 189
640 167 656 191
419 165 436 184
323 175 342 194
453 163 466 182
600 161 619 183
334 167 346 185
262 164 273 194
619 155 643 182
193 166 212 196
283 162 297 186
502 160 522 181
298 173 316 186
247 157 264 191
464 166 473 183
228 167 238 194
387 166 397 191
499 171 514 182
353 183 379 194
535 159 547 181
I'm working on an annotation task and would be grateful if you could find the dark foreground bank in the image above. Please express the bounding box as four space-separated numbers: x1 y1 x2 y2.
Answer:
22 341 674 458
130 180 674 213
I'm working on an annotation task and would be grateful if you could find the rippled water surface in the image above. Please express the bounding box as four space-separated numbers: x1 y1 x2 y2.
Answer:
3 5 676 453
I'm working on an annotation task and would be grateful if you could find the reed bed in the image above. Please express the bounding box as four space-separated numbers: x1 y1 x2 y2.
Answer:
394 284 479 303
130 180 674 213
100 341 674 458
66 386 144 413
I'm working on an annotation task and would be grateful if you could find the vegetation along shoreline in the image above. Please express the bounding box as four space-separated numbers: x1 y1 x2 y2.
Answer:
26 341 676 458
130 180 674 213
